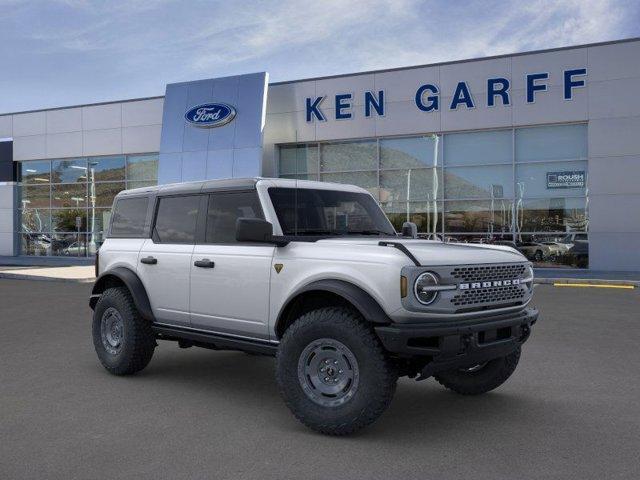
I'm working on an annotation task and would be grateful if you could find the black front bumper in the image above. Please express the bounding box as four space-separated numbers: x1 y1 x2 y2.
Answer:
375 308 538 379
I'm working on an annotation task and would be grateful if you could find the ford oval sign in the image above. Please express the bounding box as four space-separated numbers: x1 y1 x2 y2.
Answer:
184 103 236 128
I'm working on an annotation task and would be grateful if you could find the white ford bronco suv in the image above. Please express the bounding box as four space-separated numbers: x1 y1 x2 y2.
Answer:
90 178 538 435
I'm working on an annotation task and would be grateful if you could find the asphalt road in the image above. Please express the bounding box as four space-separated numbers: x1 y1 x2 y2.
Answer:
1 279 639 480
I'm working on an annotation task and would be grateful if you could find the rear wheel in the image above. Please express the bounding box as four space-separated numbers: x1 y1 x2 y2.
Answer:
92 287 156 375
276 307 397 435
434 348 521 395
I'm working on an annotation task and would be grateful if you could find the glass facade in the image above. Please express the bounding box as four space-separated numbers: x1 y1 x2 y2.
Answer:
278 124 588 268
18 154 158 257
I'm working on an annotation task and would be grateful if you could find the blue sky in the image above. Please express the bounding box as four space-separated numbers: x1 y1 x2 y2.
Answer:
0 0 638 113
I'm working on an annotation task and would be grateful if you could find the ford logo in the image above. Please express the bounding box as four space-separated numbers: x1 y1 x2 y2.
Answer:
184 103 236 128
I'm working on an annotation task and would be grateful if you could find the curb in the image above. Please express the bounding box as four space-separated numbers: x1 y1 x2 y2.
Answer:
0 272 95 284
534 278 638 287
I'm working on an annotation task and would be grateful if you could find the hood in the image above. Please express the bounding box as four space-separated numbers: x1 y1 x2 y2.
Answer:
315 238 527 266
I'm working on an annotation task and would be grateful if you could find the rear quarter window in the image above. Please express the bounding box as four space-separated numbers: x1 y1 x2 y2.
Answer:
110 197 150 237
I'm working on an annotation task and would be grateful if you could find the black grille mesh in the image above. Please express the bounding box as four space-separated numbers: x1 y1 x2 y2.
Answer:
451 264 527 283
451 285 525 307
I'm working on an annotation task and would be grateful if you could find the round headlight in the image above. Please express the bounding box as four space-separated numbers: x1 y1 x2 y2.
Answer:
414 272 439 305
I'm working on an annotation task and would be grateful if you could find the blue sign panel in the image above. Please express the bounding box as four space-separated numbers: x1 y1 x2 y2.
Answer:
185 103 237 128
546 171 586 189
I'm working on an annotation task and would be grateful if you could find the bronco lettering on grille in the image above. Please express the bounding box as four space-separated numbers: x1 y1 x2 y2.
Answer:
458 278 521 290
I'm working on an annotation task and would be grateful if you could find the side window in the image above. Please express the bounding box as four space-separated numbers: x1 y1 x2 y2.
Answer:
110 197 149 237
153 195 200 244
205 191 263 244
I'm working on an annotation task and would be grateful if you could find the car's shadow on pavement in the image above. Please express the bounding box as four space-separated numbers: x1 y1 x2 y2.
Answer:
118 345 544 441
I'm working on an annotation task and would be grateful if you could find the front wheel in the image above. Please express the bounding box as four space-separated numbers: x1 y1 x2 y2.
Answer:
92 287 156 375
276 307 397 435
434 348 521 395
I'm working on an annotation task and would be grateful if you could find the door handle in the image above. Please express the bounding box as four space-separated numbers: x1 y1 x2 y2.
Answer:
140 256 157 265
194 259 215 268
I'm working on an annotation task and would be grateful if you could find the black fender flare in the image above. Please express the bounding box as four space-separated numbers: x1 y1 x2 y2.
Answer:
90 267 155 322
276 279 391 333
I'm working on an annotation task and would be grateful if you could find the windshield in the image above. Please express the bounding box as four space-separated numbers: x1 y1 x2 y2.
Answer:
268 187 396 237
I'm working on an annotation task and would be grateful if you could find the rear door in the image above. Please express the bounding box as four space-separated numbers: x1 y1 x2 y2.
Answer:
189 191 274 339
137 194 201 326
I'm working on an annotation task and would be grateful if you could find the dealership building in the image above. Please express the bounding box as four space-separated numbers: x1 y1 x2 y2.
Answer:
0 37 639 271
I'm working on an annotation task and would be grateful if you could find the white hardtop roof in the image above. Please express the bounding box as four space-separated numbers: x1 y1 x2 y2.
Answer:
117 177 369 197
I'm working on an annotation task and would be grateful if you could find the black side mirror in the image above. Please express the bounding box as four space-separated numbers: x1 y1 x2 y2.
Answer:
401 222 418 239
236 218 288 246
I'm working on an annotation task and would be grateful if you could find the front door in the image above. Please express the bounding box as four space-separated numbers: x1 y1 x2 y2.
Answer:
189 191 274 340
137 194 201 326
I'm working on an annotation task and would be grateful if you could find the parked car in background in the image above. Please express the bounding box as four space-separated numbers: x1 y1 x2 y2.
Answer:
540 241 571 257
516 242 552 262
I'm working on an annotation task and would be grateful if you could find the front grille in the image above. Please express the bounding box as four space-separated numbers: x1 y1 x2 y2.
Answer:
451 285 525 307
450 264 527 283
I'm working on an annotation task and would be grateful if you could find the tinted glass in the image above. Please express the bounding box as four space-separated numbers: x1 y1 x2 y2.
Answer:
110 197 149 237
444 130 512 166
444 200 514 233
515 161 587 198
516 124 587 162
205 192 263 243
380 168 441 202
52 209 87 232
320 140 377 172
269 188 395 236
444 165 513 199
51 158 87 183
88 156 125 182
383 201 442 236
380 135 441 169
127 154 159 182
279 145 318 175
153 195 199 244
51 183 87 208
20 160 50 184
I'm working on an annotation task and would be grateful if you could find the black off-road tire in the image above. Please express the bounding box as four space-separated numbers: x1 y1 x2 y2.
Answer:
276 307 397 436
92 287 156 375
434 347 521 395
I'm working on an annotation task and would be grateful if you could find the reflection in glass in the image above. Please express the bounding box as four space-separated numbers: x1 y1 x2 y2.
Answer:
320 171 379 199
17 154 158 257
94 182 125 207
515 161 587 198
88 209 112 233
444 130 512 166
321 141 377 172
50 233 87 257
20 209 51 233
383 202 442 236
380 168 441 203
52 209 87 232
21 184 50 209
279 173 318 181
516 234 588 269
20 160 50 184
516 124 587 162
380 136 441 169
445 200 514 234
51 158 88 183
444 165 513 199
52 183 87 208
127 154 159 182
279 145 319 175
21 233 52 256
88 156 125 182
515 197 587 233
